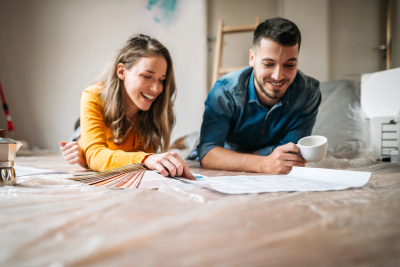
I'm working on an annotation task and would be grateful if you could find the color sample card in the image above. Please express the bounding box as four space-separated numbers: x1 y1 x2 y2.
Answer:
69 164 147 189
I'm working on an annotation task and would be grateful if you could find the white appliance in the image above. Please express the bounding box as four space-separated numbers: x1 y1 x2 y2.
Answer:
368 117 398 161
361 68 400 161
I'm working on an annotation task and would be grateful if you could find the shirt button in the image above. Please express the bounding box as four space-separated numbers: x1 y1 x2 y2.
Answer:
261 130 266 135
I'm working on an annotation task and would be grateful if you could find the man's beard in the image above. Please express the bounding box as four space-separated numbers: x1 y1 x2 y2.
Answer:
254 73 286 100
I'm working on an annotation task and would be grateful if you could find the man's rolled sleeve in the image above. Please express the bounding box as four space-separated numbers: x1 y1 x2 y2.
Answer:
257 145 275 156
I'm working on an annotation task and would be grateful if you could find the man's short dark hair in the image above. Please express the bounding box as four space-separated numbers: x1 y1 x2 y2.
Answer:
253 17 301 50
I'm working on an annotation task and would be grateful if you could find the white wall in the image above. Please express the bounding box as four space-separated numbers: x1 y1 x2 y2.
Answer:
207 0 278 89
328 0 386 81
0 0 207 150
279 0 329 82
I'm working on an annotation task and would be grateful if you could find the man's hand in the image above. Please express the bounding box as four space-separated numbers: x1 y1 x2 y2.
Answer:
262 142 306 174
59 141 88 169
143 152 195 180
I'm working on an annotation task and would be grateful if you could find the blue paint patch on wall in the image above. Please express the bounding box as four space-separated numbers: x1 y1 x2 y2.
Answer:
147 0 177 25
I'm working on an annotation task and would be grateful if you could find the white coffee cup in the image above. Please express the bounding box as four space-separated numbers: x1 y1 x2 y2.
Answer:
296 135 328 162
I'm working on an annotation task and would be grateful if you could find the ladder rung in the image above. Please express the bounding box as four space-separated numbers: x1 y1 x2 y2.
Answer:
223 24 258 34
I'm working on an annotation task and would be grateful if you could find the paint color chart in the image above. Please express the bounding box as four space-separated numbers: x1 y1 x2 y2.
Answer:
69 164 147 189
68 164 186 189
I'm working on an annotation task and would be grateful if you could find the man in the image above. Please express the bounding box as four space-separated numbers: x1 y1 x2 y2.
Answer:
197 17 321 174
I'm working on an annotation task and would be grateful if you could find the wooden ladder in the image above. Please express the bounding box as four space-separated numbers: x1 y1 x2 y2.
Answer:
212 16 261 87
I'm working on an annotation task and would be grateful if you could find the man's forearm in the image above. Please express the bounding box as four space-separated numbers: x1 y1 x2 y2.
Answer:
201 147 265 173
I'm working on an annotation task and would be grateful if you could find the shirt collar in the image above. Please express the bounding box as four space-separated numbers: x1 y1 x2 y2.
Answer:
248 70 258 103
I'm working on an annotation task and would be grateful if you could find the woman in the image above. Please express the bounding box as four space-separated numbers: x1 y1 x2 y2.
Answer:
60 34 194 179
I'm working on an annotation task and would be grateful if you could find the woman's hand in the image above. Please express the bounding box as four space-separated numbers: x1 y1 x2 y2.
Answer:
143 152 195 180
59 141 88 169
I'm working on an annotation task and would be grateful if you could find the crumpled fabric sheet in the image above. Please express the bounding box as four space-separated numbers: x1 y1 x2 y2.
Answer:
1 154 399 266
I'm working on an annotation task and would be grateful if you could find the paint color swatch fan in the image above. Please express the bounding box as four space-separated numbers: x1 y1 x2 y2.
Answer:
69 164 148 189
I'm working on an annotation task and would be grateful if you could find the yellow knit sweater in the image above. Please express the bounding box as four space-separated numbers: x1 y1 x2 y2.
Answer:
80 84 153 172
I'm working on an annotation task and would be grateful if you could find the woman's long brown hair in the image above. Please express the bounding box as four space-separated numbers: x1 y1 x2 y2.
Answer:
100 34 176 152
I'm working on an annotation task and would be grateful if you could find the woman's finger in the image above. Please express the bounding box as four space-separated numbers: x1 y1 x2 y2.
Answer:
65 144 81 156
68 157 79 164
166 152 195 180
164 153 184 177
182 164 195 180
155 163 169 177
64 150 80 161
143 153 194 179
60 141 78 152
160 158 178 177
62 146 77 158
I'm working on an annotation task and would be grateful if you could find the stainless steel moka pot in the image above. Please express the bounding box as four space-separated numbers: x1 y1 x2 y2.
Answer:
0 129 22 185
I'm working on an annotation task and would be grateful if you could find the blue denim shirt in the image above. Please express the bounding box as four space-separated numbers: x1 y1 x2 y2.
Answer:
197 66 321 162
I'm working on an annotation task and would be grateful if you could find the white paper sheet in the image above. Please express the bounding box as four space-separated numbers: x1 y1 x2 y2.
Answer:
14 165 67 177
183 167 371 194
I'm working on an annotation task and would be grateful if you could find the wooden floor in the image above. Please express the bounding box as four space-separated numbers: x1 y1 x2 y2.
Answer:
1 153 399 266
